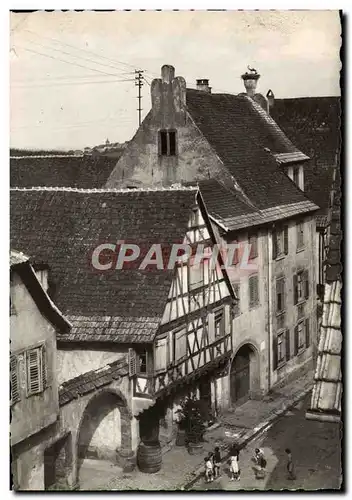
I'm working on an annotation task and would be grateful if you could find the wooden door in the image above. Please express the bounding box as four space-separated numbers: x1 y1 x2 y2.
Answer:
199 378 212 420
230 346 251 404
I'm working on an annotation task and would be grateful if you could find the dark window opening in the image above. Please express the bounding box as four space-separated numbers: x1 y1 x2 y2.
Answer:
169 131 176 156
160 131 168 156
159 130 177 156
138 351 147 374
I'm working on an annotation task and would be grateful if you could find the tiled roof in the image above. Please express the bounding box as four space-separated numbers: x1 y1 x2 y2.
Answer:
10 187 198 343
186 89 317 214
59 356 129 406
10 155 117 189
307 167 342 423
307 280 342 422
271 97 341 216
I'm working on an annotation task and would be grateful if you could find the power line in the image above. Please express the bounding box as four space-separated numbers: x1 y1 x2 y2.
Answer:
22 35 136 77
23 28 138 72
17 46 135 78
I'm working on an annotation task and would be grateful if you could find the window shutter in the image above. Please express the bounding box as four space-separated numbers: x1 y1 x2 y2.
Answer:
10 355 20 404
27 349 41 395
272 336 278 371
293 274 298 305
282 279 286 310
128 348 137 377
305 318 310 347
294 326 299 356
285 329 291 361
284 226 289 255
41 344 47 389
272 229 277 260
304 270 309 299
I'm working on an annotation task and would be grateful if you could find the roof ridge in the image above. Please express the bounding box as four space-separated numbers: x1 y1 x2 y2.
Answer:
10 154 84 159
10 185 198 193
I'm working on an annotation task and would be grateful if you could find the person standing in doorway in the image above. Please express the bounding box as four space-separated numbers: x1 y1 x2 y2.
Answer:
285 448 296 480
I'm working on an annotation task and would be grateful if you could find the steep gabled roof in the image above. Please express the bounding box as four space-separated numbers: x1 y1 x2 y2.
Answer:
10 187 198 344
10 249 71 334
271 96 341 224
186 89 318 221
10 155 117 189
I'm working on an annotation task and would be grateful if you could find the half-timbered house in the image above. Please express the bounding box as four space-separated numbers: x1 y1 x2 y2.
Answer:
105 64 320 405
10 186 236 487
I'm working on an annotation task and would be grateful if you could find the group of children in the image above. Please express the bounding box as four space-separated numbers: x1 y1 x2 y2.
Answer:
204 447 222 483
204 446 269 483
204 446 295 484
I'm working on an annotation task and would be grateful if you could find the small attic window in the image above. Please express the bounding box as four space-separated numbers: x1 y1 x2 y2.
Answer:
159 130 177 157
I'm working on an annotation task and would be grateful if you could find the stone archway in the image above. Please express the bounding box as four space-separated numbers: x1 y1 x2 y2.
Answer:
76 389 132 485
230 343 260 405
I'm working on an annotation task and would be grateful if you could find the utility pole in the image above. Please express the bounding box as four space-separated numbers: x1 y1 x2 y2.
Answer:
135 69 144 126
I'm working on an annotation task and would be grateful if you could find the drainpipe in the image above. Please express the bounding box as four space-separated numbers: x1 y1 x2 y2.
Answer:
267 229 273 392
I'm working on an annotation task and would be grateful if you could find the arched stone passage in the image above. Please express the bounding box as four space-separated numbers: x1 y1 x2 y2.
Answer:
230 343 260 405
76 389 132 480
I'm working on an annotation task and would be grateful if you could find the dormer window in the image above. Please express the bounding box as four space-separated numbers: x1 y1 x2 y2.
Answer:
159 129 177 156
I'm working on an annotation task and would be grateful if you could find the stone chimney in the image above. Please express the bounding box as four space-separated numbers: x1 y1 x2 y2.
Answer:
266 89 275 110
241 67 260 97
196 79 211 93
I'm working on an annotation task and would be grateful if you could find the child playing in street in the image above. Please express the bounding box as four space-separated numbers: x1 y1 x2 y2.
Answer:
204 455 214 483
213 446 221 478
229 454 240 481
285 448 296 480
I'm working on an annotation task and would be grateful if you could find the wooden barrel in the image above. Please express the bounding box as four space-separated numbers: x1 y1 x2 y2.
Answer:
137 441 162 473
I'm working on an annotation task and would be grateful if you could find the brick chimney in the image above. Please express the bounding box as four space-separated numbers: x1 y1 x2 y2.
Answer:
196 79 211 93
241 67 260 97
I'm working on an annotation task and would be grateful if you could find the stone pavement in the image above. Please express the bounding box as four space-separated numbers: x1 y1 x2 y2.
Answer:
80 370 314 491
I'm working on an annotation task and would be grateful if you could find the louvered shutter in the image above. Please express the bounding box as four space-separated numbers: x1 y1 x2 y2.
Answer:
304 270 309 299
41 344 47 389
254 275 259 304
293 274 298 305
282 279 286 311
272 336 278 371
27 348 41 395
10 355 20 404
294 326 299 356
284 226 289 255
285 329 291 361
305 318 310 348
128 348 137 377
272 229 278 260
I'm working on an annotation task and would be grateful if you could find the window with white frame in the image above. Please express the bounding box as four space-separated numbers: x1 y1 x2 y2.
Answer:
272 226 288 259
276 277 285 314
296 220 305 250
294 269 309 304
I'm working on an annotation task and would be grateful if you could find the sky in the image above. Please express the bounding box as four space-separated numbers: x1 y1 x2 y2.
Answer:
10 10 341 151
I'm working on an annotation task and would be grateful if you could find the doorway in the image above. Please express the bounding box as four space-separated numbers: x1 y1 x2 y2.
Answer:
230 345 252 404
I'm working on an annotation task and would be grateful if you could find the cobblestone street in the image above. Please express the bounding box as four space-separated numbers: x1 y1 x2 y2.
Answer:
78 372 341 492
192 394 342 491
